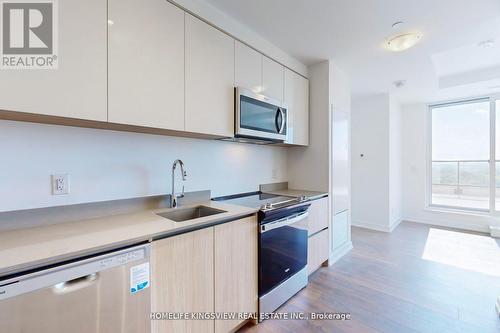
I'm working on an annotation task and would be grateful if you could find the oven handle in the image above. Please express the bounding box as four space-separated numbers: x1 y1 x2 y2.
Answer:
260 211 309 233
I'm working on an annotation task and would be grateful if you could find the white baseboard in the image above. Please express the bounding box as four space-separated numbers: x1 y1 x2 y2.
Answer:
389 217 403 232
328 241 353 265
403 216 489 234
491 226 500 238
351 219 401 233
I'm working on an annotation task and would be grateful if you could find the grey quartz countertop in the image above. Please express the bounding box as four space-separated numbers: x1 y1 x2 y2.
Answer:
0 201 257 277
263 189 328 201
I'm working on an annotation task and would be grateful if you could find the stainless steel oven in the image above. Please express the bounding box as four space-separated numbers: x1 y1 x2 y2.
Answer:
212 191 310 317
258 202 309 315
235 87 287 142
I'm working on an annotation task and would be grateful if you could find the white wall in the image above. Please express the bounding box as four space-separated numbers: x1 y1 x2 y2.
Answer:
171 0 308 77
0 121 288 212
389 97 403 227
288 61 329 192
351 94 391 230
401 103 492 233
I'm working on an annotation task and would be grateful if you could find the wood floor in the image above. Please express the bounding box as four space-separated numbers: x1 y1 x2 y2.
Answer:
239 222 500 333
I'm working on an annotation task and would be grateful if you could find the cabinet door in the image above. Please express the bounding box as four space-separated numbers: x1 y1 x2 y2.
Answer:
215 216 258 333
108 0 184 130
0 0 107 121
308 229 329 275
333 210 350 251
235 41 262 93
284 68 309 145
262 56 284 103
185 14 235 137
308 197 329 236
332 108 350 214
151 228 214 333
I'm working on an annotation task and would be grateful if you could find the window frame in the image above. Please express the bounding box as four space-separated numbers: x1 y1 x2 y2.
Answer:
427 96 493 213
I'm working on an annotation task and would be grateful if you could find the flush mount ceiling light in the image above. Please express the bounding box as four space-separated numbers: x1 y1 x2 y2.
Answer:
385 32 423 52
478 39 495 48
393 80 406 88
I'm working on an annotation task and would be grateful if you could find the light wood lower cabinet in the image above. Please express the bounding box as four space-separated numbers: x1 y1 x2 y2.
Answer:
307 197 330 275
151 216 258 333
308 197 329 236
151 228 214 333
307 229 329 275
214 216 258 333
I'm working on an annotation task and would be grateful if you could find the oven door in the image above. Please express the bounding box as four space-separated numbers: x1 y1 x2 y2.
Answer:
259 210 308 296
235 87 287 141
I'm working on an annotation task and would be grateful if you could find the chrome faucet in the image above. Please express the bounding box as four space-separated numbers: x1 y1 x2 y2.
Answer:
171 159 187 208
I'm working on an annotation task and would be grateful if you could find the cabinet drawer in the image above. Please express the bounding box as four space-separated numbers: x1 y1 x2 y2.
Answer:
308 197 329 235
307 229 329 275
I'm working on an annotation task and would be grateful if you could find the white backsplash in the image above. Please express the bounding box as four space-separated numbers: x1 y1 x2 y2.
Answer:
0 120 288 212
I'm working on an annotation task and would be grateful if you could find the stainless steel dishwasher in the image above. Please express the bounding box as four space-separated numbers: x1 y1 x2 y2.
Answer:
0 243 151 333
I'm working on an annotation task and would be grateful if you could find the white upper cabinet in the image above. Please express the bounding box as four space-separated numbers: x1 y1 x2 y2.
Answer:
284 68 309 146
262 56 284 103
108 0 184 130
0 0 107 121
235 43 285 103
185 14 235 137
235 41 262 93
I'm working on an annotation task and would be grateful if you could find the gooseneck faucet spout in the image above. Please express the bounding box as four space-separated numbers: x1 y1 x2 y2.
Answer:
171 159 187 208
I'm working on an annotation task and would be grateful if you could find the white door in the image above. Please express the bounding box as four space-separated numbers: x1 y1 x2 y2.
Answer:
284 68 309 145
332 107 350 214
108 0 184 130
493 96 500 213
0 0 107 121
185 14 235 137
262 56 284 103
235 41 262 93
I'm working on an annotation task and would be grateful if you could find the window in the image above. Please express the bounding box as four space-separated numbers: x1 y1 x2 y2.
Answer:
430 98 491 210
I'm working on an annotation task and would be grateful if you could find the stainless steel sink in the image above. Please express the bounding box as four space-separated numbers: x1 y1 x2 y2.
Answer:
156 205 227 222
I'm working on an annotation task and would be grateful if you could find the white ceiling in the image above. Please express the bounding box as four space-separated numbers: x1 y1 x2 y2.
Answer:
204 0 500 105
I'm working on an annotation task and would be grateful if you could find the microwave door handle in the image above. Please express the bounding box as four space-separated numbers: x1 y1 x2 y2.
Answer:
278 108 285 134
275 108 281 133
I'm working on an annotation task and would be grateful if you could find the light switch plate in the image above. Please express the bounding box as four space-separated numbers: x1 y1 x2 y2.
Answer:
52 174 70 195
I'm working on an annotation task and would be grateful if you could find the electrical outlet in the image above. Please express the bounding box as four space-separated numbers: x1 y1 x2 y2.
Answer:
272 169 278 180
52 174 70 195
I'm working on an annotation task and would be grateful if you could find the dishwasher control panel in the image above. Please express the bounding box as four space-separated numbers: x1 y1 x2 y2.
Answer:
0 244 150 301
99 248 145 269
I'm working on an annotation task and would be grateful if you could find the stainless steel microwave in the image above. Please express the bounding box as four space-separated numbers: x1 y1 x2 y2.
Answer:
235 87 287 142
